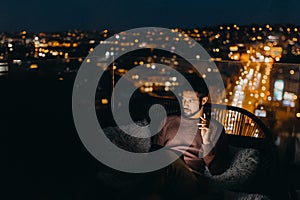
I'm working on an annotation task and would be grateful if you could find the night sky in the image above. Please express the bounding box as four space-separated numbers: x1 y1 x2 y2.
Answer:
1 0 300 32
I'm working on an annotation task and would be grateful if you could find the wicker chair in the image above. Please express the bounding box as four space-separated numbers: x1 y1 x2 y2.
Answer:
145 100 281 199
203 104 280 199
99 97 283 199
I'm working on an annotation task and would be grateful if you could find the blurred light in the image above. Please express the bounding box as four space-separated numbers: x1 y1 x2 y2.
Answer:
267 96 272 101
101 98 109 105
165 81 171 87
213 48 220 52
144 87 153 92
145 82 152 87
170 77 177 81
30 64 38 69
290 70 295 75
265 57 271 63
13 59 22 65
296 113 300 118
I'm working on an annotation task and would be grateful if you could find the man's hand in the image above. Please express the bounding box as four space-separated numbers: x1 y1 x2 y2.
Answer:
197 116 211 145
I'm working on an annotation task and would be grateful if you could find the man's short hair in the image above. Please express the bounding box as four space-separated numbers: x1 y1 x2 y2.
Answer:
182 74 209 98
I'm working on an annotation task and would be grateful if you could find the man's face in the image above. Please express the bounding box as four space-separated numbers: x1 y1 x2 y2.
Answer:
182 91 200 117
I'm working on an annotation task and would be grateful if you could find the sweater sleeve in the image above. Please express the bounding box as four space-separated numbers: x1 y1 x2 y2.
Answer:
202 127 230 175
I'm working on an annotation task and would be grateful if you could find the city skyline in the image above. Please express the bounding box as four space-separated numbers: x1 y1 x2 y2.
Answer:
2 0 300 32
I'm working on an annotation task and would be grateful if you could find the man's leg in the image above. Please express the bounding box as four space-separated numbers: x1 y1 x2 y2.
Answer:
145 150 223 200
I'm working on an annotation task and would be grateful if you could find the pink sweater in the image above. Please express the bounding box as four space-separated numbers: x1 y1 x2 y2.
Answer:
153 115 230 175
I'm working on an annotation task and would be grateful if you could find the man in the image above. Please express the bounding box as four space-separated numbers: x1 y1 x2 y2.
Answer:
147 75 230 199
153 75 230 176
98 75 230 200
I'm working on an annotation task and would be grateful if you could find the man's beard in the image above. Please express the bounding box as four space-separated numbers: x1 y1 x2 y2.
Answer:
183 106 201 118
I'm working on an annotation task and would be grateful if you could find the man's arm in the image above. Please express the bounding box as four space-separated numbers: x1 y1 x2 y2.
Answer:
198 118 230 175
203 128 230 175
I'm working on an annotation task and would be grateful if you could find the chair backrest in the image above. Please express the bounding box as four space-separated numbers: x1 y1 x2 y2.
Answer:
203 103 275 150
205 104 271 139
